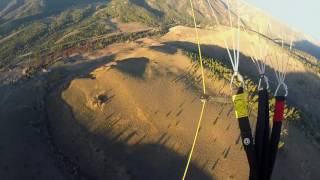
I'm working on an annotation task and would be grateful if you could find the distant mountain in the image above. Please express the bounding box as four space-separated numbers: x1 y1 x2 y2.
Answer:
294 40 320 60
0 0 104 25
0 0 319 60
228 0 320 60
148 0 320 60
133 0 320 60
0 0 105 35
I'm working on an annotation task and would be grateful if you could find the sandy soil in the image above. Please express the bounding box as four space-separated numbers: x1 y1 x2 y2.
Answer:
47 37 320 180
1 25 320 180
47 43 247 180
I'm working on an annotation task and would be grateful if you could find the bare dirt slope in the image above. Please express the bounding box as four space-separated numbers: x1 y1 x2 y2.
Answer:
48 42 248 180
1 25 320 180
46 33 320 180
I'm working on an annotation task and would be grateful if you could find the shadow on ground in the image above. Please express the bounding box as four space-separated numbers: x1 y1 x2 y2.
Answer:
45 40 320 180
46 54 213 180
115 57 149 78
2 40 319 180
155 40 320 140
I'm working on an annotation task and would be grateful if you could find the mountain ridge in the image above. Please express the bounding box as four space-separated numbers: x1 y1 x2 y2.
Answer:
0 0 319 61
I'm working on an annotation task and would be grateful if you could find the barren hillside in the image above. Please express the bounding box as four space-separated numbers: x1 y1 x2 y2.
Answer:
43 28 320 180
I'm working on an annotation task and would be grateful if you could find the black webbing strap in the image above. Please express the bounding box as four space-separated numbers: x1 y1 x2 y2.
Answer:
267 96 286 180
233 87 259 180
255 89 270 180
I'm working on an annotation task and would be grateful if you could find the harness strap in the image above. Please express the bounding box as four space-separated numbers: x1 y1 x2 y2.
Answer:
273 97 285 122
268 96 286 180
233 87 259 180
254 88 270 180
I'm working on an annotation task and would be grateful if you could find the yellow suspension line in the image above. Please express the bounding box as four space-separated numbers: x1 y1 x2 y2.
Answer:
182 1 207 180
189 0 206 94
182 101 206 180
